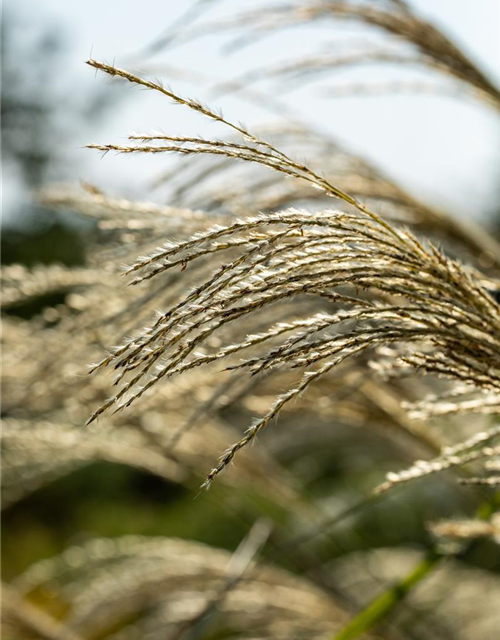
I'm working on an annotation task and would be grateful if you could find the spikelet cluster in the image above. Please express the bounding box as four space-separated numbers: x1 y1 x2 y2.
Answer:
84 59 500 487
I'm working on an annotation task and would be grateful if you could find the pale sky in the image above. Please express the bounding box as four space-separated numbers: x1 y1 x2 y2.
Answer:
4 0 500 223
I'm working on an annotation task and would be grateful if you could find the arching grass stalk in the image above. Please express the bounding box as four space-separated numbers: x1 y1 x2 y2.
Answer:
332 491 500 640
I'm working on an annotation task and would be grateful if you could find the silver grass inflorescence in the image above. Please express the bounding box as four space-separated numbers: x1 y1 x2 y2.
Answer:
85 59 500 488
